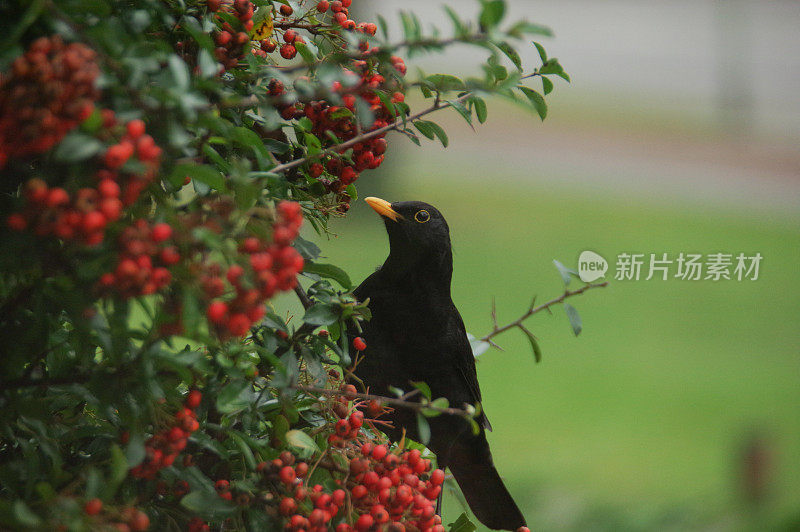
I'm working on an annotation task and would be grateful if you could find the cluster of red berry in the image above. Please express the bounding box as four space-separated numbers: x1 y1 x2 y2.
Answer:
205 200 304 338
7 177 116 246
83 498 150 531
99 115 163 207
0 36 98 168
207 0 254 71
270 443 445 531
130 390 202 480
344 444 445 532
5 116 161 248
96 220 177 298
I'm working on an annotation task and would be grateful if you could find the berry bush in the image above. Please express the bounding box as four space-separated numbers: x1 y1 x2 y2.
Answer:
0 0 574 530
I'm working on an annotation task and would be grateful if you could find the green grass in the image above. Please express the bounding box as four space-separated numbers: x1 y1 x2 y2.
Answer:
301 164 800 530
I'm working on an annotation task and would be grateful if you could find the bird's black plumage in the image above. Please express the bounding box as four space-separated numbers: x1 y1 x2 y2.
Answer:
349 198 526 530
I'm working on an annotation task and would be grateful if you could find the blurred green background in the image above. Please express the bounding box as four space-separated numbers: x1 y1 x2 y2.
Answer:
291 1 800 528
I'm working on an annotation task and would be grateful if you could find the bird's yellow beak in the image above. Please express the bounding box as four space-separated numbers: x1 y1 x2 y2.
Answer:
365 197 403 221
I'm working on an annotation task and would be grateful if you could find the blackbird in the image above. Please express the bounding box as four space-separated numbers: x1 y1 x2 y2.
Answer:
349 197 526 530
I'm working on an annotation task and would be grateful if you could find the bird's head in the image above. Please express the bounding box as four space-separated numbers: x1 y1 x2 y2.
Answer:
365 197 453 281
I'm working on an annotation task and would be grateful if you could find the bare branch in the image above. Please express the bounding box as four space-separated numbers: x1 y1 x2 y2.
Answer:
481 281 608 343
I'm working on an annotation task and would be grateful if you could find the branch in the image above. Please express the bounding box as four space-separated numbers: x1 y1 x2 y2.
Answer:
268 92 472 175
266 71 540 175
481 281 608 343
290 384 474 418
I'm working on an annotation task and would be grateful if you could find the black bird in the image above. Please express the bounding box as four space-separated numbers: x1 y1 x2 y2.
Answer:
349 197 526 530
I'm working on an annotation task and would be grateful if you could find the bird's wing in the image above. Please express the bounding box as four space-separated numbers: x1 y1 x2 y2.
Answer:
450 312 493 432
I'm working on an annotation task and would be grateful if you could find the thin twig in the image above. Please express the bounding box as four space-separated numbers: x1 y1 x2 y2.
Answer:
290 384 473 418
267 92 472 174
481 281 608 343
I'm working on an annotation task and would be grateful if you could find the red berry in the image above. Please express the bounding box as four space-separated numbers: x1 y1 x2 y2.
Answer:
151 223 172 242
128 510 150 531
279 497 297 516
280 44 297 59
355 514 374 532
317 1 329 12
353 337 366 351
98 179 120 199
279 4 293 16
84 498 103 515
6 213 27 231
185 390 202 409
371 444 387 461
279 465 296 485
206 302 228 325
283 29 297 43
126 119 146 139
430 468 445 486
160 246 180 265
46 187 70 208
104 142 134 169
227 313 251 336
214 479 230 492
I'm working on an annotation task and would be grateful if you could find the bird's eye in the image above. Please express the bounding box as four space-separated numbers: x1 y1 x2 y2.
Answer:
414 210 430 223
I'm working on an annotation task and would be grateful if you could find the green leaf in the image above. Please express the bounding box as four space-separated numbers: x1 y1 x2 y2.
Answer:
11 500 41 528
564 303 582 336
181 490 236 517
416 414 431 444
540 58 571 82
171 163 226 191
517 86 547 121
303 262 352 289
479 0 505 29
286 429 320 453
443 6 467 36
466 333 490 357
497 42 522 71
508 21 553 38
448 512 478 532
109 444 128 487
216 381 253 414
423 397 450 417
52 133 104 163
542 76 554 95
445 99 473 129
230 431 257 470
553 259 575 286
472 97 488 123
533 41 548 63
425 74 465 92
414 120 436 141
303 303 339 326
168 54 190 90
124 431 146 467
414 120 448 147
410 381 432 400
520 326 542 363
354 97 375 129
294 236 321 261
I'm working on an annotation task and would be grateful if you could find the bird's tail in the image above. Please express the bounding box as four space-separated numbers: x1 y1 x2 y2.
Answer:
446 436 526 530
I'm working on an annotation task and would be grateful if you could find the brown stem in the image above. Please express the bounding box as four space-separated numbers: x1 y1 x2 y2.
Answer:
481 281 608 343
290 384 473 418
